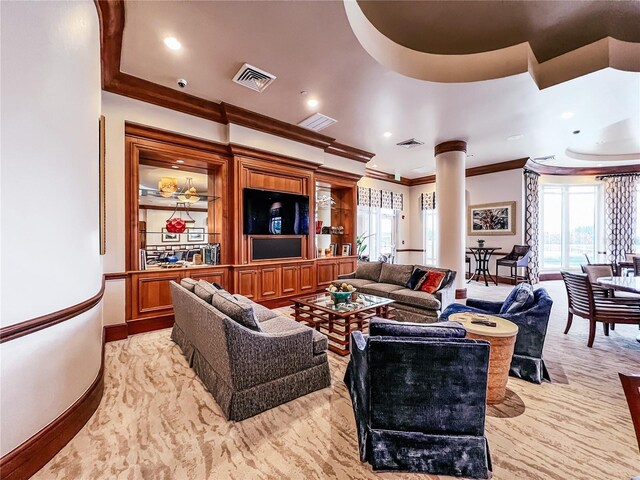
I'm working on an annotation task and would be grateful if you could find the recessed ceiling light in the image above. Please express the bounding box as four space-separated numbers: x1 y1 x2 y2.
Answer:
507 134 524 141
597 163 604 167
164 37 181 50
176 160 184 164
371 164 378 168
561 111 574 120
171 165 179 169
307 99 319 108
383 131 392 138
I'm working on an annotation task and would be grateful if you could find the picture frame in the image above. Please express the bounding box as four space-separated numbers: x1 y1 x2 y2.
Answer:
162 228 180 243
329 243 337 256
341 243 352 256
98 115 106 255
467 201 516 236
187 227 205 242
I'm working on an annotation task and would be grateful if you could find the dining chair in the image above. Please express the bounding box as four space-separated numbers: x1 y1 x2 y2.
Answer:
561 271 640 347
495 245 530 285
618 373 640 454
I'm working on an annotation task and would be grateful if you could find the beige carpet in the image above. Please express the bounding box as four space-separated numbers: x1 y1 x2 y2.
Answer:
33 281 639 480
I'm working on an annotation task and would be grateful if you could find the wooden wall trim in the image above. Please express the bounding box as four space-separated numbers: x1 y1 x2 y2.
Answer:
364 168 409 185
465 158 529 178
396 248 425 252
229 144 321 171
316 165 363 183
0 278 106 344
104 272 127 281
222 103 333 150
139 204 208 213
124 122 229 155
455 288 468 299
525 160 640 176
405 174 436 186
0 337 105 480
435 140 467 156
324 142 375 163
104 323 129 342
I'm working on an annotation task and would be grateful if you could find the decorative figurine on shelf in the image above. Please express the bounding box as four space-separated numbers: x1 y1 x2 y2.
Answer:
477 239 485 248
327 283 356 305
321 226 331 234
324 247 332 257
317 247 323 257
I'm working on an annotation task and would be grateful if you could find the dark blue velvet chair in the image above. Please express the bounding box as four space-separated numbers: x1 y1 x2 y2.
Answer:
344 319 492 479
440 287 553 384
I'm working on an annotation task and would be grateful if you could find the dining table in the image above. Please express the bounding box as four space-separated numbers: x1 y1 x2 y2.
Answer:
466 246 502 286
596 276 640 342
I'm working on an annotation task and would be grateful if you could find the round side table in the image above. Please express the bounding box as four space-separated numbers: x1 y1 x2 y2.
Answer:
450 312 519 404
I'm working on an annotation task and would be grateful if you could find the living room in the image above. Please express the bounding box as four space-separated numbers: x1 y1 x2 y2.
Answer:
1 1 639 479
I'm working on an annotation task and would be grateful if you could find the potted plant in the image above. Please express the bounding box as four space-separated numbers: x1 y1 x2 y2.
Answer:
477 239 486 248
356 232 374 260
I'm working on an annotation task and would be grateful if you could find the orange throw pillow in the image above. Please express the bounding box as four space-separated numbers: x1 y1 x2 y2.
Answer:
419 270 447 294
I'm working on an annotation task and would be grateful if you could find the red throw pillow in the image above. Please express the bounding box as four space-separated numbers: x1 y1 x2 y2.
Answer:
419 270 447 294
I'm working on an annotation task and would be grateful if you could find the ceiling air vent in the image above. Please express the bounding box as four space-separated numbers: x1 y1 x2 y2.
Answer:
232 63 276 92
396 138 424 149
297 113 337 132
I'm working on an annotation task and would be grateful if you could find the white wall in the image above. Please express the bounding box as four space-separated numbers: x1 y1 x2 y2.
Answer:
0 0 102 455
142 209 208 247
465 169 525 255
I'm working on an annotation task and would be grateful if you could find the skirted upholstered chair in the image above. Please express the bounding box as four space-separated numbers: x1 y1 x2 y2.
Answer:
344 319 492 479
440 284 553 384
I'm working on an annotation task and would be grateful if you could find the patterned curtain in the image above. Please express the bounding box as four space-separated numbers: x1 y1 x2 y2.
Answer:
381 190 393 209
597 174 639 262
357 186 370 207
370 189 382 208
393 192 403 211
420 192 436 211
524 170 540 284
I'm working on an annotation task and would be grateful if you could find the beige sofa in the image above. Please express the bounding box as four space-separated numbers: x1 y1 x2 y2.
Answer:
336 262 456 322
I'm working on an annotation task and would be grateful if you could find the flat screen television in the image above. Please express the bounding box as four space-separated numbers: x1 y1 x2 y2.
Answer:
243 188 309 235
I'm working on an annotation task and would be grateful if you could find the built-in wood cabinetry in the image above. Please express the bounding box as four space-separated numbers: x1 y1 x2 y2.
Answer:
123 125 362 334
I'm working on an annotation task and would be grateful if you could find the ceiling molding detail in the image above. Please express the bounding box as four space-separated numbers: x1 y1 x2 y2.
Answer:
434 140 468 156
343 1 640 90
94 1 374 164
525 159 640 176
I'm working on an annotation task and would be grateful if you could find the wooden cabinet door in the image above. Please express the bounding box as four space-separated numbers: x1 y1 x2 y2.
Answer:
316 261 337 288
299 263 315 292
258 266 280 299
235 269 258 299
338 258 356 276
188 268 229 290
281 265 299 296
132 272 182 317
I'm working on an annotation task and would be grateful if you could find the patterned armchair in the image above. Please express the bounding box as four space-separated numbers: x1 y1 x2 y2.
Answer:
344 319 492 479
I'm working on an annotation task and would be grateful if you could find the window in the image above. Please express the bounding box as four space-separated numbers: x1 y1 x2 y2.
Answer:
357 206 397 261
636 186 640 252
540 184 600 270
423 209 437 265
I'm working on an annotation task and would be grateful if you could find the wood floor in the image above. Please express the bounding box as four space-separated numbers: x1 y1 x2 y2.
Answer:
32 281 639 480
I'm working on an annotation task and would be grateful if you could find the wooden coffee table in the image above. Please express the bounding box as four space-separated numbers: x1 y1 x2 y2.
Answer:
450 312 519 404
292 292 395 355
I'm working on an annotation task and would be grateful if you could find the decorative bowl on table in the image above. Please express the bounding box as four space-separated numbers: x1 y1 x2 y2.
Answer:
327 283 356 305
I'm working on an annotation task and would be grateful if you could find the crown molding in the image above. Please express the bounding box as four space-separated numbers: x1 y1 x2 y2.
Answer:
364 168 411 186
317 165 363 183
434 140 467 156
525 160 640 176
94 1 373 164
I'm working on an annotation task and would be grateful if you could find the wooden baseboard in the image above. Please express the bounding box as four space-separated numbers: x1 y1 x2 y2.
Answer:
0 337 105 480
104 323 128 342
455 288 468 299
126 315 174 335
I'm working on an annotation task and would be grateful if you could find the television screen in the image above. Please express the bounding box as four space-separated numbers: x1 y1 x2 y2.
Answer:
243 188 309 235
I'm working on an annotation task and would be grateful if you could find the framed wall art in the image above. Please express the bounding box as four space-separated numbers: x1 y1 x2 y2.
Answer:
467 201 516 235
162 228 180 243
187 227 205 242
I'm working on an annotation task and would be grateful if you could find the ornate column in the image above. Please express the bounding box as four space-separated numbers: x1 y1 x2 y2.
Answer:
435 141 467 299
